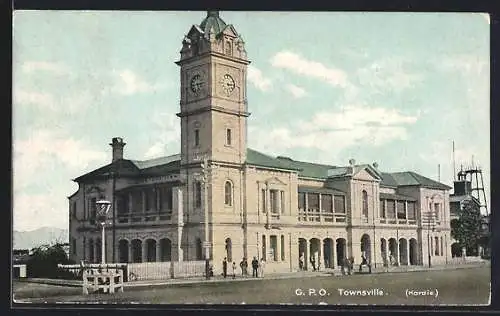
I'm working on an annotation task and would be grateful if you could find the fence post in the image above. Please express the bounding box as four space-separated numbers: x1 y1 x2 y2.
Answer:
170 261 175 279
82 269 89 295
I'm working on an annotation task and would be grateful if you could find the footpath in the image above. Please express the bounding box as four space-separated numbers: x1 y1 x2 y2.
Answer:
18 260 489 290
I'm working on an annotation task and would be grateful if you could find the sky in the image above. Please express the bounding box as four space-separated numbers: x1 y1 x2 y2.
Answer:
12 11 490 231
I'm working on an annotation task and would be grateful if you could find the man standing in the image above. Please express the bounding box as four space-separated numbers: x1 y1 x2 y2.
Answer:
232 262 236 279
251 257 259 278
310 254 316 271
222 257 227 278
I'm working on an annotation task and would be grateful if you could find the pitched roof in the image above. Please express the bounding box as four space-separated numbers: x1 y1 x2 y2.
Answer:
73 149 451 191
389 171 452 190
380 192 417 202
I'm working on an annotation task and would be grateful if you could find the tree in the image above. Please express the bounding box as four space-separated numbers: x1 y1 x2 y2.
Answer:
450 200 482 256
26 242 76 279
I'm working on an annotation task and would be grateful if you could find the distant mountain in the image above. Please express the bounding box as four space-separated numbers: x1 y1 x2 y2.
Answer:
13 227 69 250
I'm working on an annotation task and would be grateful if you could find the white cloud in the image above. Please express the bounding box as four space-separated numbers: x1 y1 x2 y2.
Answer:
13 130 107 190
270 51 349 88
436 54 488 78
111 69 168 95
247 65 272 92
142 111 180 159
21 61 69 75
357 58 423 92
14 191 70 231
14 90 56 110
249 105 418 157
286 84 306 99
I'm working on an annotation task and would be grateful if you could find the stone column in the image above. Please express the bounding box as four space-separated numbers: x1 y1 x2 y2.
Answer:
266 186 270 225
305 240 309 270
141 241 147 263
407 240 411 265
276 235 281 262
128 192 133 214
395 240 400 266
156 241 161 262
318 194 322 222
405 201 408 222
142 190 146 213
277 190 282 215
174 187 184 262
128 243 133 263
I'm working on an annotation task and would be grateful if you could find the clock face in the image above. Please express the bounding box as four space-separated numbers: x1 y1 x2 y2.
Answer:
220 74 236 96
190 74 204 94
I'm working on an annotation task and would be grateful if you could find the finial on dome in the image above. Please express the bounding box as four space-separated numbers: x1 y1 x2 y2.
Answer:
207 10 219 17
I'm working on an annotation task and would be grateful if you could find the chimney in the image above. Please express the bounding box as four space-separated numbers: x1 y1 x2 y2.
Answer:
110 137 126 162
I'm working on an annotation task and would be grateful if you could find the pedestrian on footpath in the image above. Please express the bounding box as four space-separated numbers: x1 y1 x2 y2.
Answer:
259 258 266 278
222 257 228 278
310 255 317 271
232 262 236 279
251 257 259 278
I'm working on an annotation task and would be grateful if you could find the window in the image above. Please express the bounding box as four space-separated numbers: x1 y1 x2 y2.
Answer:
379 199 386 218
321 194 333 213
280 191 285 214
270 190 278 213
72 202 77 219
397 201 406 219
362 190 368 218
224 181 233 206
262 235 266 260
194 182 202 208
270 235 278 261
261 189 267 213
281 235 285 260
194 129 200 146
407 202 416 220
434 237 439 256
225 41 232 56
90 197 97 220
334 195 345 213
298 192 306 210
226 129 232 146
386 200 396 219
307 193 319 210
434 203 441 220
145 189 155 211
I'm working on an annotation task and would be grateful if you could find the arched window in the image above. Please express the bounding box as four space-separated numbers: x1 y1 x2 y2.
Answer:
362 190 368 218
224 181 233 206
194 182 202 208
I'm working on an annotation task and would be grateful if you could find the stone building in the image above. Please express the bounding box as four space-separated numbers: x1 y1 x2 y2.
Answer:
68 11 453 273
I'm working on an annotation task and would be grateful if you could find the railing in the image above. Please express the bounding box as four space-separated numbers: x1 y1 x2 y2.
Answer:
116 211 173 224
298 209 346 223
379 218 417 225
127 261 208 281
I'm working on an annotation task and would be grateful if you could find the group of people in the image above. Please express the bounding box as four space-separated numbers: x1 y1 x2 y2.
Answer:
298 253 321 271
221 256 266 279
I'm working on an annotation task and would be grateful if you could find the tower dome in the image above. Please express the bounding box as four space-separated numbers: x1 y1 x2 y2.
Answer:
199 10 227 36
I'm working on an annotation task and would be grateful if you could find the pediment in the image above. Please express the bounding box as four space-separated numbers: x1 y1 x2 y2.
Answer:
187 25 204 39
353 167 382 182
221 24 239 38
264 177 287 187
85 185 105 196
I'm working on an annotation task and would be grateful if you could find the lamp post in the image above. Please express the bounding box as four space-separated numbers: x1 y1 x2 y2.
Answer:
96 199 112 264
423 210 436 268
199 156 210 279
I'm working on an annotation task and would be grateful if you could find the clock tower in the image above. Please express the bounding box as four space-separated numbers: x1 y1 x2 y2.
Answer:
176 11 250 167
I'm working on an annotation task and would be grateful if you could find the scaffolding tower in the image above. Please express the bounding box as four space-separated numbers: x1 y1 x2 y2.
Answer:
457 165 489 215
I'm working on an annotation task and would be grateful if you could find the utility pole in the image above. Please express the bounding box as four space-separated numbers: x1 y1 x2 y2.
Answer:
423 207 436 268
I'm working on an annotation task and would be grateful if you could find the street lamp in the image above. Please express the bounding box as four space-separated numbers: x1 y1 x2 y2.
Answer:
422 210 436 268
96 199 112 264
